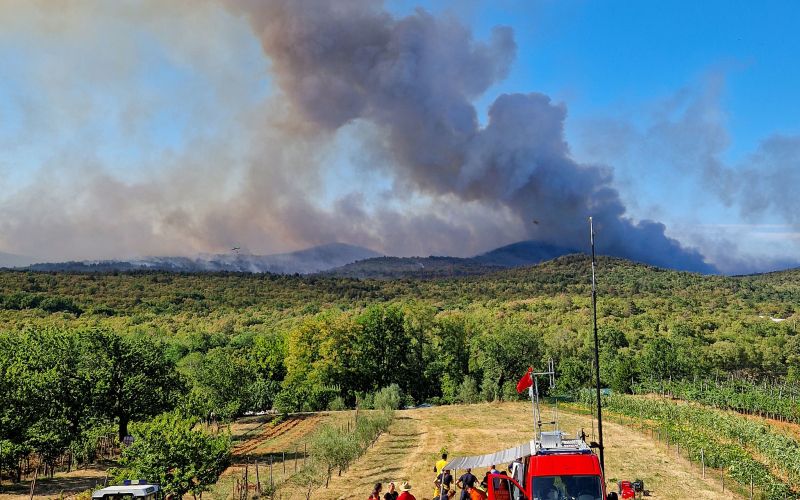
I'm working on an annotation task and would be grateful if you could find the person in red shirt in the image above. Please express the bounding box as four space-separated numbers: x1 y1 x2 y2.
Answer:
397 481 416 500
368 482 383 500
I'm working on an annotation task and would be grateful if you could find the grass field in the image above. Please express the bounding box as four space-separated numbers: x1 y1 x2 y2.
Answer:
274 402 740 500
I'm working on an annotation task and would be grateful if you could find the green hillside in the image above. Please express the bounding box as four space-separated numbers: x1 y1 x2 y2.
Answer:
1 255 798 483
322 255 503 278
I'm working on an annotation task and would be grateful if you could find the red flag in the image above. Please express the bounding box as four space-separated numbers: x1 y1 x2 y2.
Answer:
516 367 534 394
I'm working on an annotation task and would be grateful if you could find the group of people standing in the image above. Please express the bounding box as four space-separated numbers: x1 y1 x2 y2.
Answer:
432 453 490 500
367 453 504 500
369 481 415 500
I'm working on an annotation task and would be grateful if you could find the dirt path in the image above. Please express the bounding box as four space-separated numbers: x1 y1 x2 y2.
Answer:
290 402 740 500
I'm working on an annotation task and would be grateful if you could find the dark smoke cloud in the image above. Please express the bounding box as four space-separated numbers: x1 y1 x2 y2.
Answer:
227 0 714 272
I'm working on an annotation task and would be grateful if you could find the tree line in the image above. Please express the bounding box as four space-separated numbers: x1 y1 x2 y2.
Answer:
3 299 797 479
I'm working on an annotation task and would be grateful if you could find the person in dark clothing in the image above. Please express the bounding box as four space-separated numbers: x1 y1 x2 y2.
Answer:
384 482 399 500
434 469 454 499
457 468 478 500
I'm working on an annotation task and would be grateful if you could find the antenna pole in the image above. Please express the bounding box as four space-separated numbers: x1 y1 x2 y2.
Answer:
590 216 606 474
533 377 541 439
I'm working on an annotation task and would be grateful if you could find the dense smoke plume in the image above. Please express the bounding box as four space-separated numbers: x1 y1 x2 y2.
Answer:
1 0 758 273
227 0 714 272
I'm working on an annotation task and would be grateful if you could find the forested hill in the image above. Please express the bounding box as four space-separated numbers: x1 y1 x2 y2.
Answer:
322 255 505 278
1 253 798 432
0 254 798 315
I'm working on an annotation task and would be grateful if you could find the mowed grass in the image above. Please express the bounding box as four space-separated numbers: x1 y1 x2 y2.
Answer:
283 402 740 500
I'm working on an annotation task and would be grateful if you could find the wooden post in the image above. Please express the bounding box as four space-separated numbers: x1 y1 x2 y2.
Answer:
722 470 725 492
295 446 298 473
282 452 286 481
255 461 261 495
244 461 249 500
750 474 753 500
269 455 274 490
304 444 307 468
701 449 705 479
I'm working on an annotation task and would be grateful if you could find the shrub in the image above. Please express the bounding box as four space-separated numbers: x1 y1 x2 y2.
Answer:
502 381 522 401
328 396 348 411
356 392 374 410
374 384 403 411
457 376 481 404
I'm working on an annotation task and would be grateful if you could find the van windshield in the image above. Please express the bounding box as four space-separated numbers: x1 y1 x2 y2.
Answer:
532 475 602 500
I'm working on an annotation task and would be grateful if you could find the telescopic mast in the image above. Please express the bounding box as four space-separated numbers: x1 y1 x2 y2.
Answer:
589 216 605 474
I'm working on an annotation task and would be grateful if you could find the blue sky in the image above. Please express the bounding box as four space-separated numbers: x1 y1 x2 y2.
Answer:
0 0 798 272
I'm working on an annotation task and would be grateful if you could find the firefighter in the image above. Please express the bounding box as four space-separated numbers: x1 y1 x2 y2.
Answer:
434 469 454 499
457 468 478 500
433 453 448 497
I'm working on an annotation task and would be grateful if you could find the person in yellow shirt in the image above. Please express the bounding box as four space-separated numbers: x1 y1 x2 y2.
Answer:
433 453 448 497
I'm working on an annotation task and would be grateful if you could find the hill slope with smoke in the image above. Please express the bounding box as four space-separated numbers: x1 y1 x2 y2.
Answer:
26 243 379 274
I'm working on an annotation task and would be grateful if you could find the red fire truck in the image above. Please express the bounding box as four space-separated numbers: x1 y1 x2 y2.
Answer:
444 430 615 500
443 362 617 500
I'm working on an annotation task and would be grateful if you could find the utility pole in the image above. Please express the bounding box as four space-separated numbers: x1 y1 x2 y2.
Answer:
589 216 605 475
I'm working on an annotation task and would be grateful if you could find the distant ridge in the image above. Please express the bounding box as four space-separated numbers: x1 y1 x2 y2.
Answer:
322 240 580 279
25 243 380 274
474 240 580 267
22 240 578 277
321 256 504 279
18 239 754 277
